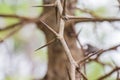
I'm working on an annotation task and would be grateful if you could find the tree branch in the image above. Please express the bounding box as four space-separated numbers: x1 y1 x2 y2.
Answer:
98 67 120 80
0 14 31 20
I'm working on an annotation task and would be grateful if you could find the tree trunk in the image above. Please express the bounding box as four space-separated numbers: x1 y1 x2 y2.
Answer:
37 0 83 80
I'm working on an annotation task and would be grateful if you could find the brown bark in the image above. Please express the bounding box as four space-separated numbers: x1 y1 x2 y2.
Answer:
37 0 83 80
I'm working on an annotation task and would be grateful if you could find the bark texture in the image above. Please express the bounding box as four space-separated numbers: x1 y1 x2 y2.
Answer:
37 0 83 80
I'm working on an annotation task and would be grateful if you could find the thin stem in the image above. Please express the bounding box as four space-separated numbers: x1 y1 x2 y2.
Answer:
98 68 120 80
59 37 77 80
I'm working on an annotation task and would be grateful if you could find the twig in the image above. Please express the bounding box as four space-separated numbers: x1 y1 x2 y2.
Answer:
76 68 88 80
77 49 103 64
74 18 120 23
75 28 87 74
74 7 100 18
0 21 23 31
0 25 22 42
98 67 120 80
56 0 79 80
59 37 77 80
0 14 30 20
55 1 80 80
78 44 120 64
110 58 120 80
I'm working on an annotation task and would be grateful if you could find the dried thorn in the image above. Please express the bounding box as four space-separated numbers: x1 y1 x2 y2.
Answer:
33 4 55 7
39 20 58 36
77 28 82 37
67 16 92 20
35 38 56 51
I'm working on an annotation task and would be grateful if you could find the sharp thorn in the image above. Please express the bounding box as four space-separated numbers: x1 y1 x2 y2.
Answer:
32 4 55 7
35 38 56 51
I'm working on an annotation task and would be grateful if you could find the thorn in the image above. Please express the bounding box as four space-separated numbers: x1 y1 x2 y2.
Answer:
35 38 56 51
39 20 58 36
77 27 82 37
67 15 92 19
33 4 55 7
